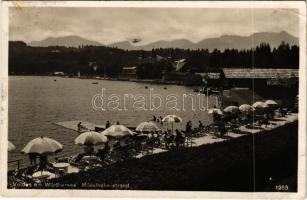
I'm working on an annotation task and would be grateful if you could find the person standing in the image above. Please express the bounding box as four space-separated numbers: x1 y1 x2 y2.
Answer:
77 122 82 133
153 115 156 122
185 122 190 136
219 121 226 136
198 120 204 131
160 116 163 126
105 120 110 129
188 120 192 131
175 129 184 149
29 153 37 166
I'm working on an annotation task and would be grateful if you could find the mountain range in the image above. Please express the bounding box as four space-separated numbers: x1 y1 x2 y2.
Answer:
29 35 101 48
28 31 298 51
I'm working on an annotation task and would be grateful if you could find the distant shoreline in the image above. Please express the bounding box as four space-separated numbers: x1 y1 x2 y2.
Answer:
9 74 197 86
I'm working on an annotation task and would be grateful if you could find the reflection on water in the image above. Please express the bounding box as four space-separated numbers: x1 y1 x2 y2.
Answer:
8 76 214 169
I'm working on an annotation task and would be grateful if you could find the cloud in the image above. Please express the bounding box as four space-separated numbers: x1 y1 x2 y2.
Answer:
9 7 299 44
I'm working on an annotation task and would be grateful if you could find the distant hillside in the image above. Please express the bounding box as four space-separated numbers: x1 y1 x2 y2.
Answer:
28 35 102 47
28 31 298 51
110 39 194 51
110 31 298 51
195 31 298 51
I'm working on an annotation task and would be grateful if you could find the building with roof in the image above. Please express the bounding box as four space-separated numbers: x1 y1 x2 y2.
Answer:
221 68 299 107
221 68 298 88
162 72 203 85
120 66 137 79
196 72 222 87
222 68 298 79
53 72 65 76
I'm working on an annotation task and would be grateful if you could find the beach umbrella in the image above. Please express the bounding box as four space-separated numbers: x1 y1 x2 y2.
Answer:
252 101 267 109
162 115 183 123
21 136 63 155
264 100 278 107
208 108 223 115
8 141 16 152
102 125 133 139
162 115 182 134
239 104 254 113
136 122 160 133
75 131 108 146
223 106 240 114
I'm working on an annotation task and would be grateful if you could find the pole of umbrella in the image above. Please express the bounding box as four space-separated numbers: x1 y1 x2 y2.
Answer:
172 122 174 135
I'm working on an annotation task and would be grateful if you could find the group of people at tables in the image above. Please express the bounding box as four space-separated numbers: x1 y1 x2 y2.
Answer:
69 107 291 170
16 154 73 183
210 106 292 136
72 142 111 167
18 105 290 184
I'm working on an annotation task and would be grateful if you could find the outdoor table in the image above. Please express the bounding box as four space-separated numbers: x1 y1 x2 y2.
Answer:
32 171 53 180
82 155 99 161
53 162 70 171
67 165 80 174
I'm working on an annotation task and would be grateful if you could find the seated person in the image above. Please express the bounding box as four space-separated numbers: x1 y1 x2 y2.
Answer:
219 123 227 136
75 153 85 163
77 122 87 132
97 143 110 161
175 129 185 148
198 120 204 130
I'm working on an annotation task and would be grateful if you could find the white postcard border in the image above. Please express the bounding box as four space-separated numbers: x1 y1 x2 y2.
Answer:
0 1 306 199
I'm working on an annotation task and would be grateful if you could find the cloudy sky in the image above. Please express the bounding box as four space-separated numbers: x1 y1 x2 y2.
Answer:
9 7 299 45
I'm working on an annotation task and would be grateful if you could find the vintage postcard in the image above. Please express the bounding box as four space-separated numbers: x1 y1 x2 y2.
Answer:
0 1 306 198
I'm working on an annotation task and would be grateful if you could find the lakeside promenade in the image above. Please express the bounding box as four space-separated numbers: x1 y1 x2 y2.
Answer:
135 113 298 158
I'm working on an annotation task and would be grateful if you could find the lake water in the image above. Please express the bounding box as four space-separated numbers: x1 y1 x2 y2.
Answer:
8 76 215 169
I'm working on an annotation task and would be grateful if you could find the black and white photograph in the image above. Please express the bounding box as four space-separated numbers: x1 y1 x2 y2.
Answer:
1 1 306 198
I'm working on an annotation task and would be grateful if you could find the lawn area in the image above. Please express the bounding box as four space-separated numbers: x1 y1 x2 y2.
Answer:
50 121 298 191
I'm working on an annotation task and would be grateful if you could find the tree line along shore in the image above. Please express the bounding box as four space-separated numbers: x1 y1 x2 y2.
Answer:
9 41 298 80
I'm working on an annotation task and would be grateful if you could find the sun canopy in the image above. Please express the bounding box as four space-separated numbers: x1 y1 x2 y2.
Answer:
136 122 160 132
8 141 16 152
75 131 108 146
162 115 182 123
264 100 278 107
208 108 223 115
102 125 133 139
22 136 63 155
239 104 254 113
252 101 268 109
223 106 240 113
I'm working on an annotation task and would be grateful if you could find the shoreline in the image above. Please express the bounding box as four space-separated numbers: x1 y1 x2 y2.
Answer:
9 74 199 86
